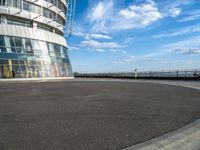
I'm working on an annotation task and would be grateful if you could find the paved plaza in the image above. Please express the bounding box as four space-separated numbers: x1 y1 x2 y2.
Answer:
0 79 200 150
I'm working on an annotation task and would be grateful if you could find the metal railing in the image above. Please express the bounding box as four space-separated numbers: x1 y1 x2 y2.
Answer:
74 69 200 80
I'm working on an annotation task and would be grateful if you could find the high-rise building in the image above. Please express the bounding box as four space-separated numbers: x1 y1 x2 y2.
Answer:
0 0 74 79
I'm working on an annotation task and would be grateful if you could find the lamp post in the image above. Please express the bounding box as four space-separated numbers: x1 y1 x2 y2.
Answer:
134 69 138 79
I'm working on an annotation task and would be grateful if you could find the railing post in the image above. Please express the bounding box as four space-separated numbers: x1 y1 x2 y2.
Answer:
176 70 178 78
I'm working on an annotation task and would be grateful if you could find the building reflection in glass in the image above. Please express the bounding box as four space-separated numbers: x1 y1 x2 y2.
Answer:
0 35 73 78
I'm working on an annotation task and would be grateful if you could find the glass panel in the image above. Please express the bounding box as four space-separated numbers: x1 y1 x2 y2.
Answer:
43 61 51 77
48 43 55 57
0 60 12 78
14 37 23 53
7 18 32 27
4 36 12 53
13 0 21 8
53 44 61 57
23 38 33 53
60 46 65 58
12 60 21 78
32 40 42 56
23 1 30 11
31 4 41 14
9 37 16 52
39 41 50 61
1 0 6 5
6 0 12 7
0 35 6 52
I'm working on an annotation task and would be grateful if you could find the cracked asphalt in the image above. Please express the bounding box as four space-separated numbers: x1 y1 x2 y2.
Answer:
0 79 200 150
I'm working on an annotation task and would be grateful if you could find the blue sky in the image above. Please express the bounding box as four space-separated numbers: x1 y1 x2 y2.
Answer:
67 0 200 73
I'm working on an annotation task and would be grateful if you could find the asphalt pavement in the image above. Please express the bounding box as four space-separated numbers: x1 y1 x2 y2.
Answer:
0 79 200 150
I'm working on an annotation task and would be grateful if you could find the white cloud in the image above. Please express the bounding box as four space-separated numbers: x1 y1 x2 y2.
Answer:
87 0 114 33
82 0 192 34
167 8 181 17
141 52 164 59
68 46 79 51
153 25 200 38
74 32 112 40
119 1 159 19
81 40 122 50
86 0 164 33
88 1 113 22
123 38 134 44
95 49 105 52
109 49 118 53
109 49 128 55
90 34 112 40
165 36 200 54
122 51 127 54
115 0 162 30
123 55 135 62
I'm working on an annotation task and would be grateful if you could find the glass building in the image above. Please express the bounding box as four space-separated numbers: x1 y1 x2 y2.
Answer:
0 0 73 78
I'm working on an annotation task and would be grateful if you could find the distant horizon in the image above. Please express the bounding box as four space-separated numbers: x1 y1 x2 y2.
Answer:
67 0 200 73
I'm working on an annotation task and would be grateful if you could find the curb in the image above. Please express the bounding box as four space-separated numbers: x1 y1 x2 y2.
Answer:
0 77 74 82
122 119 200 150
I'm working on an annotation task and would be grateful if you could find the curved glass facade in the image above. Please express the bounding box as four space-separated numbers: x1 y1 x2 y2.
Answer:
0 35 73 78
0 0 74 79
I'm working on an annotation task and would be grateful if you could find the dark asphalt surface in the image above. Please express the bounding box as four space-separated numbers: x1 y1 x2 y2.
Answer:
0 79 200 150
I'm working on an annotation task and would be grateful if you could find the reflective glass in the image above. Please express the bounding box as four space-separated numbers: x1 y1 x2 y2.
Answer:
4 36 12 53
24 38 33 53
9 37 16 52
23 1 30 11
0 36 73 78
14 37 23 53
0 35 6 52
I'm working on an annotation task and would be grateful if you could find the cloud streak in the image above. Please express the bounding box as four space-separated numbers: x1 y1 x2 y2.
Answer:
68 46 79 51
153 25 200 38
178 10 200 22
74 32 112 40
165 36 200 54
81 40 122 50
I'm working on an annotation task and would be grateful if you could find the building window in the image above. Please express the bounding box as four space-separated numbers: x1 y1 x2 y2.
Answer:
0 0 6 5
4 36 12 53
14 37 23 53
8 37 16 52
48 43 55 57
0 35 6 52
23 1 30 11
23 38 33 53
13 0 21 8
7 18 32 27
6 0 13 7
